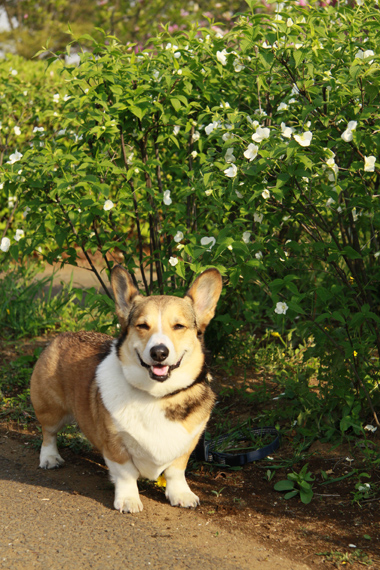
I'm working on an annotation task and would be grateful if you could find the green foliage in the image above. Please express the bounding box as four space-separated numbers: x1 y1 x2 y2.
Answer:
0 261 77 339
274 463 314 504
1 1 380 429
0 0 250 59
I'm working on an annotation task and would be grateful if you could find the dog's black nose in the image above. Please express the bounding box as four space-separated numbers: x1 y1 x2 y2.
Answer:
150 344 169 362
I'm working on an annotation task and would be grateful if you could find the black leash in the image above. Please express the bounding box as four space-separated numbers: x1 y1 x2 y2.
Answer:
193 427 280 467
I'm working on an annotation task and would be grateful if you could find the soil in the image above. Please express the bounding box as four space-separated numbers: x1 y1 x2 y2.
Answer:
1 262 380 569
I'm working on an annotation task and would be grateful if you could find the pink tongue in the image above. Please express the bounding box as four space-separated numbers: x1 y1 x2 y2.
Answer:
152 365 169 376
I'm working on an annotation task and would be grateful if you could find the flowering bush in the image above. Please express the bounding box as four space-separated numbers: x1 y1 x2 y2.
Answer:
1 1 380 428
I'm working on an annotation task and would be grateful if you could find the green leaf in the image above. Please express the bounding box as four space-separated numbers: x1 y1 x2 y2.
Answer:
274 480 295 492
170 98 182 112
129 105 144 120
284 490 299 500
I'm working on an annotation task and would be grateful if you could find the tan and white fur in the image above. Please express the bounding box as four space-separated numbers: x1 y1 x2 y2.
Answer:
30 265 222 513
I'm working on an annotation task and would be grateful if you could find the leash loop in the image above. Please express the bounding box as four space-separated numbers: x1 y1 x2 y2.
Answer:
195 427 280 467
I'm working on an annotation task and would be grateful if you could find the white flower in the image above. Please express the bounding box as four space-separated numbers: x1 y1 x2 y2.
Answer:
287 17 294 27
252 127 270 143
244 143 259 161
53 93 60 102
205 189 213 196
191 150 198 159
14 229 25 242
169 257 178 266
356 49 375 63
103 200 114 211
326 158 339 178
341 120 357 142
247 117 259 128
255 251 263 260
174 231 184 243
242 231 251 244
233 59 244 72
14 126 21 136
0 237 11 252
262 189 270 199
173 125 180 136
11 69 18 76
294 131 313 147
216 49 228 65
201 236 216 251
277 102 288 112
23 207 31 218
225 148 236 163
33 126 45 133
63 94 71 101
364 424 377 432
220 101 230 109
224 164 238 178
364 156 376 172
205 121 220 135
275 301 288 315
163 190 172 205
281 122 294 139
254 212 263 223
8 196 16 208
7 150 23 164
193 131 200 142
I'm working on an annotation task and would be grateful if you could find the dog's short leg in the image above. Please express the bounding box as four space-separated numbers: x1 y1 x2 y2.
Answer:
164 463 200 508
104 457 143 513
39 426 65 469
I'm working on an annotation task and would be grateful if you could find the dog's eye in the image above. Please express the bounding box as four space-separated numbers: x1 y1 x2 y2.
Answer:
173 323 185 331
136 323 149 330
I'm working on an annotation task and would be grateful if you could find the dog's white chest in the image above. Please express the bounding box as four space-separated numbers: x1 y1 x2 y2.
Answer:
96 349 198 479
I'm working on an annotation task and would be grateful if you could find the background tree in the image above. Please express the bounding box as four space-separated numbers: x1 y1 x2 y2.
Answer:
0 0 249 59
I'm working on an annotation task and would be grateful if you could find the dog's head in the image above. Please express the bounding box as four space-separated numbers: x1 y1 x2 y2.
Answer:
111 266 222 396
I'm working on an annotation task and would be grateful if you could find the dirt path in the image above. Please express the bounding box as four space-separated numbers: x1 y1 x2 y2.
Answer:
0 432 309 570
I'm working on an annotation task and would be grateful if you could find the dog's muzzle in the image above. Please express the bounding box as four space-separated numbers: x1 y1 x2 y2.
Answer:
136 348 183 382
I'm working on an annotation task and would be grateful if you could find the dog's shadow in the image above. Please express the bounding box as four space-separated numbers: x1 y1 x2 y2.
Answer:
0 431 169 512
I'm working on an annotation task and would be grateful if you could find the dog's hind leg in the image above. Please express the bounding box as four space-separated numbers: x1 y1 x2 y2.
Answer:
39 420 67 469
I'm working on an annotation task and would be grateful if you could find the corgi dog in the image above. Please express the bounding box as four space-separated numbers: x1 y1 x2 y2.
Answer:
30 265 222 513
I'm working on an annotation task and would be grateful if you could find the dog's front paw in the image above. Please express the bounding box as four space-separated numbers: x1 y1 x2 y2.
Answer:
166 489 200 508
39 448 65 469
114 495 144 514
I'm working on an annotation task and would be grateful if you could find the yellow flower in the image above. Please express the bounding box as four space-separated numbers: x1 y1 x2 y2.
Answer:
353 351 358 357
271 332 280 337
155 475 166 488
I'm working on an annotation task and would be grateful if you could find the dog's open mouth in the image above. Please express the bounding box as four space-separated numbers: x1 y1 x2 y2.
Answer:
136 351 183 382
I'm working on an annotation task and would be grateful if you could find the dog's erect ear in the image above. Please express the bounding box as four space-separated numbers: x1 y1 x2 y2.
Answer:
185 268 222 332
111 265 140 328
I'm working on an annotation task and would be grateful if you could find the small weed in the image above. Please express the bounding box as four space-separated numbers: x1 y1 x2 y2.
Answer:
56 424 92 454
317 549 373 567
265 469 276 482
274 464 314 504
211 487 225 498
